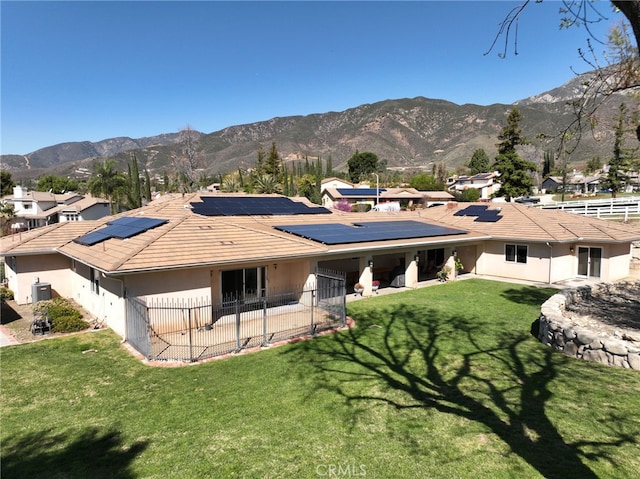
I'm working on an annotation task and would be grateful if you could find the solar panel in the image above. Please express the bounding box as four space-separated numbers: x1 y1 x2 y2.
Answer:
191 196 331 216
453 205 502 222
274 220 467 245
336 188 385 197
74 217 168 246
73 231 112 246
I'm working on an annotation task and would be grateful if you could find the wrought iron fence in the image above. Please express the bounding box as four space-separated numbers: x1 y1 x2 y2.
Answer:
125 271 346 362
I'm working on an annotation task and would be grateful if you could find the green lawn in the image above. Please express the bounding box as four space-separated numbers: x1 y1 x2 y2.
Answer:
2 279 639 478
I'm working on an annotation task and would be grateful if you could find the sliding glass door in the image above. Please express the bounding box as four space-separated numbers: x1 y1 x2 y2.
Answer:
221 267 266 302
577 247 601 278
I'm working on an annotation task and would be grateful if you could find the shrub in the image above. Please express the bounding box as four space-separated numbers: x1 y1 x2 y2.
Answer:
33 297 87 332
0 287 14 301
50 315 88 333
34 297 83 321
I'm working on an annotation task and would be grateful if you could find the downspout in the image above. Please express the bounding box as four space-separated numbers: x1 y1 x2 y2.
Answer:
546 242 553 285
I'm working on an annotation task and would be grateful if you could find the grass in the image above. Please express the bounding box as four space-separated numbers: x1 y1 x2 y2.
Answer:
2 279 639 478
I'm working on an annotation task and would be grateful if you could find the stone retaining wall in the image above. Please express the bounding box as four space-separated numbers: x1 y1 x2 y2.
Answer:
538 281 640 370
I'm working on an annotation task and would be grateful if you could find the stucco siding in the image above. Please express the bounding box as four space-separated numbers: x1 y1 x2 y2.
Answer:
8 254 72 304
480 241 552 283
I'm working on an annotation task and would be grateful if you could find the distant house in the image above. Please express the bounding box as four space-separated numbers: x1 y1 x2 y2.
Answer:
321 180 453 210
5 186 110 231
447 172 501 200
542 174 600 195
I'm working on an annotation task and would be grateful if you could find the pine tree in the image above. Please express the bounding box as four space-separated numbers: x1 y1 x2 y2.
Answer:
542 150 555 178
144 169 152 202
492 108 537 201
602 103 633 198
467 148 490 175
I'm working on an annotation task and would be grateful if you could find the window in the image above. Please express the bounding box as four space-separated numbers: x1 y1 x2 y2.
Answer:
505 244 527 264
221 267 265 302
90 267 100 294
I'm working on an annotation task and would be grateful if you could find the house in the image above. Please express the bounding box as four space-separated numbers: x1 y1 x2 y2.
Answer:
446 172 501 200
5 186 110 231
2 193 639 360
321 181 453 210
541 174 600 195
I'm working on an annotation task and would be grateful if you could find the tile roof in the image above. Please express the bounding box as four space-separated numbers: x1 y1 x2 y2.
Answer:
2 195 639 275
418 202 640 243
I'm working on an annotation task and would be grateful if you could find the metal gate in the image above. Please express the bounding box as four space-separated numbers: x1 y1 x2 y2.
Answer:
316 267 347 326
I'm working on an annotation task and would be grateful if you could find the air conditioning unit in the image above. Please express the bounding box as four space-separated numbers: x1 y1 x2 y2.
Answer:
32 282 51 303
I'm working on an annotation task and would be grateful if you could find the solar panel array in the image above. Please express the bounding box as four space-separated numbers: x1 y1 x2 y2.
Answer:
336 188 385 197
190 196 331 216
453 205 502 222
274 220 467 245
74 217 168 246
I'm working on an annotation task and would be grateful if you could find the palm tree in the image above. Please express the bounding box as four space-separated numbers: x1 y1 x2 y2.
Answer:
87 160 127 214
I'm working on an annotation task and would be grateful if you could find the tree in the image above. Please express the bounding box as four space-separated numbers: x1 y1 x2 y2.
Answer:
458 188 481 202
489 1 640 148
125 154 142 209
409 173 444 191
35 175 79 194
264 142 284 182
87 159 127 214
466 148 491 175
347 150 380 183
144 169 152 202
492 108 537 201
253 174 281 194
0 171 15 196
0 200 15 236
601 103 633 197
172 126 201 193
584 156 603 175
541 150 555 178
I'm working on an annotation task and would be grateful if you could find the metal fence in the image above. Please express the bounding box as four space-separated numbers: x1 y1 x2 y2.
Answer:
125 270 346 362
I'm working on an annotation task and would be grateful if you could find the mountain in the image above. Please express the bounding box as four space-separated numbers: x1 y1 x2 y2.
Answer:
1 72 634 183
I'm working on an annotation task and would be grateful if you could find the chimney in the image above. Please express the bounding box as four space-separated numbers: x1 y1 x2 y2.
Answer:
13 185 26 198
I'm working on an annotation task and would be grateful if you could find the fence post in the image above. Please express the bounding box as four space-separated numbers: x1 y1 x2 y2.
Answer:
235 299 241 351
262 297 267 345
310 289 316 336
188 307 193 362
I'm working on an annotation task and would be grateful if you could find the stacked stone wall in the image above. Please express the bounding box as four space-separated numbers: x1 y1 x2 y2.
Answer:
538 281 640 370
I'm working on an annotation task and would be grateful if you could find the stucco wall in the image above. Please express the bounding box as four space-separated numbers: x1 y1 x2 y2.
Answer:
606 242 632 282
8 254 73 304
480 241 552 283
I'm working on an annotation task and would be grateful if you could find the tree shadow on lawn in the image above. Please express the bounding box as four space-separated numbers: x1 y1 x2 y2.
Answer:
499 286 559 307
289 304 636 479
1 426 148 479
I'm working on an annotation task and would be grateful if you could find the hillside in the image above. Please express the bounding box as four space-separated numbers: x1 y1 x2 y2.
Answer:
1 71 635 182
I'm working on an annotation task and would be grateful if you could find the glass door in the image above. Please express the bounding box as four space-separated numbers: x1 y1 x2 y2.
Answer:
577 247 601 278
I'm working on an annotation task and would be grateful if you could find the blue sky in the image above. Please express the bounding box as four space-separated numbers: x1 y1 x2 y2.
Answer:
1 1 624 155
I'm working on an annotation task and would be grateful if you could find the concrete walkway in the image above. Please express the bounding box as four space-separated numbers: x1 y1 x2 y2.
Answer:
0 324 19 347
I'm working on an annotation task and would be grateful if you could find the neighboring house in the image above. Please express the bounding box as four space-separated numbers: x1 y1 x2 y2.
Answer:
5 186 110 231
447 172 501 200
322 183 453 210
542 175 600 195
2 194 639 352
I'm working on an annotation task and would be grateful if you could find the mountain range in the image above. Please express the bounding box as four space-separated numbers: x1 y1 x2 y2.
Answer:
1 71 634 183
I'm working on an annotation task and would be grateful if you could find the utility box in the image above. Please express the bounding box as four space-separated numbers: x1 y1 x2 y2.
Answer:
32 282 51 303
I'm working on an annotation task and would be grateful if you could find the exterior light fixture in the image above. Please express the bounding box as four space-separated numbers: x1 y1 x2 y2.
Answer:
368 260 374 268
